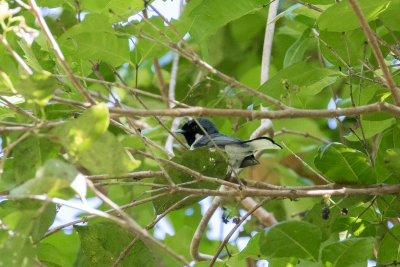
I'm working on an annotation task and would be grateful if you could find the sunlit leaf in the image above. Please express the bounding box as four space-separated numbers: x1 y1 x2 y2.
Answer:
314 143 377 184
10 159 85 198
318 0 390 32
59 14 130 66
321 238 374 267
16 71 57 106
259 221 322 261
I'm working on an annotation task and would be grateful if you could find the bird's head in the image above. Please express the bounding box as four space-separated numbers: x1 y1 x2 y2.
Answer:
176 118 219 146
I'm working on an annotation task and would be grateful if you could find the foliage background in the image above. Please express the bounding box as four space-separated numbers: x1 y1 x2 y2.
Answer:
1 0 400 266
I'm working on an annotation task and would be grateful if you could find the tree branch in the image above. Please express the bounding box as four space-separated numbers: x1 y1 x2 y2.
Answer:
108 101 400 119
261 0 279 84
348 0 400 106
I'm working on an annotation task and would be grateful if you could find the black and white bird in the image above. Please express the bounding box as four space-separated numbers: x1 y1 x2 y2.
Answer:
176 118 282 170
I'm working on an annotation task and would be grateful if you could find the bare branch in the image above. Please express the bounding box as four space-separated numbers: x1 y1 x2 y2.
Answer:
87 171 163 181
173 184 400 198
109 102 400 119
261 0 280 83
190 188 224 262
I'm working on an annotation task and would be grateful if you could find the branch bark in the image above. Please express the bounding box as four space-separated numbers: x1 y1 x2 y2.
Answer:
108 102 399 119
261 0 280 84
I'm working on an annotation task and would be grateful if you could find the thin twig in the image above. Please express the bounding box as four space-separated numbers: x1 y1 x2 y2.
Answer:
0 130 33 179
348 0 400 106
153 59 169 108
87 171 163 181
210 198 271 265
128 148 239 189
53 74 190 108
138 33 289 110
146 195 198 230
280 141 331 184
0 96 40 122
112 236 139 267
294 0 323 12
274 128 330 144
26 0 96 105
86 179 189 265
0 35 33 75
41 192 171 239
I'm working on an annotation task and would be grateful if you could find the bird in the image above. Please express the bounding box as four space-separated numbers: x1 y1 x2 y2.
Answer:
176 118 282 170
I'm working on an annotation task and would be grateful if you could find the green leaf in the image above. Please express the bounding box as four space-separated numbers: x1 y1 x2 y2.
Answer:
377 223 400 265
384 148 400 179
78 131 140 175
59 13 130 66
300 0 332 4
131 17 175 63
0 235 36 267
18 40 43 72
321 238 374 267
75 222 156 267
258 61 340 107
239 231 264 260
11 136 41 184
319 29 369 67
51 103 139 175
314 143 377 184
152 147 228 214
318 0 390 32
268 257 300 267
10 159 85 198
177 0 266 43
283 29 312 68
379 1 400 31
38 231 80 267
52 103 109 153
377 195 400 218
80 0 149 22
345 118 396 141
16 71 57 106
0 199 56 243
259 221 322 261
375 125 400 183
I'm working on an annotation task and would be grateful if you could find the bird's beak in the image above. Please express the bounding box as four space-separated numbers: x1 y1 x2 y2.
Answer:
175 129 185 134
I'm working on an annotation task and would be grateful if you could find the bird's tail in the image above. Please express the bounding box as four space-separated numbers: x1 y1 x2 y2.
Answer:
242 137 282 151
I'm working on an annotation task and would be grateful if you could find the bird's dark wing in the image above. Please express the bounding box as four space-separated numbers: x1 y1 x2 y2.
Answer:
240 155 259 168
192 133 242 148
